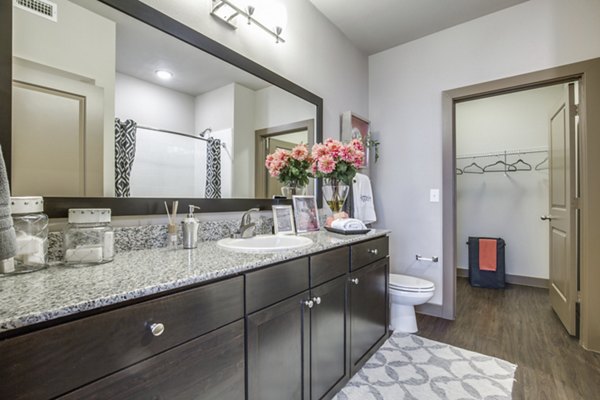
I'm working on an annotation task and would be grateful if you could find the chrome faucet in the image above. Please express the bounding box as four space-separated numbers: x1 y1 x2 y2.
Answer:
231 208 260 238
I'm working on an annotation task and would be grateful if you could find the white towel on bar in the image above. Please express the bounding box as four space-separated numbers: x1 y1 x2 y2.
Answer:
352 173 377 224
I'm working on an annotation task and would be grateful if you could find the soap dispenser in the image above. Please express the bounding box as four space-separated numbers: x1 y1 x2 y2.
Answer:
182 205 201 249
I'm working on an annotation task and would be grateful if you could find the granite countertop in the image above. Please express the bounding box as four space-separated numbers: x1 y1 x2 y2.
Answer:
0 229 389 334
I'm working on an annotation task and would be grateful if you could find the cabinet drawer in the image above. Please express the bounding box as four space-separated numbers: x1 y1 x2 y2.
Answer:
351 236 389 271
59 319 245 400
310 246 349 287
246 257 309 314
0 276 244 400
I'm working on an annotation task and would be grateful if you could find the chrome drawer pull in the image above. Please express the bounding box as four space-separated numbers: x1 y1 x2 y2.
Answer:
312 296 321 305
350 278 359 285
304 299 314 308
149 322 165 337
368 249 379 255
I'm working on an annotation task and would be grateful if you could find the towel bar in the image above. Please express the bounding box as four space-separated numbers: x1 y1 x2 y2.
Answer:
416 255 438 262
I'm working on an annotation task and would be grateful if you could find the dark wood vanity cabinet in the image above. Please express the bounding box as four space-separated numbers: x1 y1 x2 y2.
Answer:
309 274 349 400
348 236 390 373
0 235 389 400
59 319 245 400
247 291 311 400
0 276 245 400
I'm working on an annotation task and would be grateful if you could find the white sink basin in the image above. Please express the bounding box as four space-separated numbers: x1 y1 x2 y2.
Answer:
217 234 313 253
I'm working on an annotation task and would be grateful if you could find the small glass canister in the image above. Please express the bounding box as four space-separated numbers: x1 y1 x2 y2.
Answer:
63 209 114 266
9 196 48 274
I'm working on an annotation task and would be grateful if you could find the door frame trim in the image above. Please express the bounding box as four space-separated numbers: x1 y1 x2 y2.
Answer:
441 58 600 352
254 119 315 199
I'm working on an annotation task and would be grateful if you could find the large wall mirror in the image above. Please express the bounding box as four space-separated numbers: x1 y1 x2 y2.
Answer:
1 0 323 216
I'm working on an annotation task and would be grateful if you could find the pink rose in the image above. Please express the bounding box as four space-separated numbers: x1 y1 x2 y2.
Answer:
325 139 343 158
353 150 365 168
350 138 364 152
291 143 309 161
340 145 356 163
311 143 328 159
318 155 336 174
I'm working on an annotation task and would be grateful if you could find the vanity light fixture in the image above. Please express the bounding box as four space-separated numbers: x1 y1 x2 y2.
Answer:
210 0 286 43
155 70 173 80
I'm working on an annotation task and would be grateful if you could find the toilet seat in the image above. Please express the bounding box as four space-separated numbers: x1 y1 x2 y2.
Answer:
389 273 435 292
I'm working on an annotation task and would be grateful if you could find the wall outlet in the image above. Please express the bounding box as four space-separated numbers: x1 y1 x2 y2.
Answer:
430 189 440 202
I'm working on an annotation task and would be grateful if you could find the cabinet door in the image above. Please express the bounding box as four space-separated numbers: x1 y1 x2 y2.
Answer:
310 275 348 400
59 319 245 400
247 291 311 400
349 258 388 373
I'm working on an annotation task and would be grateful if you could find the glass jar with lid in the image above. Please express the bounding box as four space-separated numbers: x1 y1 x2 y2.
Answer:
7 196 48 274
63 209 114 266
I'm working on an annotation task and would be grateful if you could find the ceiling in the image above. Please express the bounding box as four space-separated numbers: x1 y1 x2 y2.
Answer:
73 0 269 96
309 0 529 55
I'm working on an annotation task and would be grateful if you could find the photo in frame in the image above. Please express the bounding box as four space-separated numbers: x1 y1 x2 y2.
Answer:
292 195 320 232
272 205 296 234
341 111 369 168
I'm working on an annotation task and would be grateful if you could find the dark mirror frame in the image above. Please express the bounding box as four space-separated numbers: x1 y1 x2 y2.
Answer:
0 0 323 217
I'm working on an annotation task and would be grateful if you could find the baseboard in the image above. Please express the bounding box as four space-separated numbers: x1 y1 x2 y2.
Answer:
456 267 549 289
415 303 443 318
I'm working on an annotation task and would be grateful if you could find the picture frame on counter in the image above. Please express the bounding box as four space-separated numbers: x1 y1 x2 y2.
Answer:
272 205 296 234
292 195 320 233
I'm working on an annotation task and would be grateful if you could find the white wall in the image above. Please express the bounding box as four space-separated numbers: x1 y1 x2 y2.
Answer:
13 0 116 195
139 0 368 139
369 0 600 305
233 84 256 197
115 73 196 133
254 86 316 131
456 85 563 279
194 83 235 133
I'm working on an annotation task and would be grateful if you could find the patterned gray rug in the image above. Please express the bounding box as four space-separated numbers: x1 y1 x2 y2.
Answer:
334 333 517 400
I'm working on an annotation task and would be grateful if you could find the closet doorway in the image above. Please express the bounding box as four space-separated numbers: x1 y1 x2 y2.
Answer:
454 82 579 334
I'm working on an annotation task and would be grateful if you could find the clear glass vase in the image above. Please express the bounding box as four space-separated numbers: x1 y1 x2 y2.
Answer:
281 182 307 199
322 178 349 213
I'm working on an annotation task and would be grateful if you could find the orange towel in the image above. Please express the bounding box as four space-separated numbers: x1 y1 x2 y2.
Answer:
479 239 497 271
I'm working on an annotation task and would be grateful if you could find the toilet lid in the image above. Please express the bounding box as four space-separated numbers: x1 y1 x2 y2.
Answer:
389 274 435 291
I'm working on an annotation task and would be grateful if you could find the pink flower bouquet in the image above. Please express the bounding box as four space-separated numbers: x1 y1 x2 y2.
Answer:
265 143 312 187
310 138 365 184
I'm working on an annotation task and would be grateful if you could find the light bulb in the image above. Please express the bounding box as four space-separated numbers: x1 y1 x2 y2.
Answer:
155 70 173 80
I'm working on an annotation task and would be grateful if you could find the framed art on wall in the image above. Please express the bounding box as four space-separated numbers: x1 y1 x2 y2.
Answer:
341 111 370 168
292 195 320 232
272 205 295 234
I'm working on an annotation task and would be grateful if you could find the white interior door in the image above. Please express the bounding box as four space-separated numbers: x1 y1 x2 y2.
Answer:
12 59 105 197
544 82 578 335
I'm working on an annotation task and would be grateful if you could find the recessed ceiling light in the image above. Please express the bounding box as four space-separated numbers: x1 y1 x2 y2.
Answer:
155 70 173 80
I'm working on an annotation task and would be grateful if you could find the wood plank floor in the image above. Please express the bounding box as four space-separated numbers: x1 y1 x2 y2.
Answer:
416 278 600 400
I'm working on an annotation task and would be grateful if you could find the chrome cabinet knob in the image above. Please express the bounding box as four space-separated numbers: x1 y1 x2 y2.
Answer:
304 299 314 308
312 296 321 305
540 215 554 221
368 249 379 255
350 278 359 285
149 322 165 337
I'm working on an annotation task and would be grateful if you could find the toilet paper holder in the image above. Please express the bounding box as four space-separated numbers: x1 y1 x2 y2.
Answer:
416 254 438 262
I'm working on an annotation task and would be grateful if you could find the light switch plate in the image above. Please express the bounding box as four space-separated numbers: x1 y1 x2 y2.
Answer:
430 189 440 202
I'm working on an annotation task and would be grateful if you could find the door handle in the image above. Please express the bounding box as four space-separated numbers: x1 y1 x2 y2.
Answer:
541 215 554 221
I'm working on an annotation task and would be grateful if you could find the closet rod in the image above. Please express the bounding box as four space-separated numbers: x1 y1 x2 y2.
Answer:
456 149 547 160
138 125 216 143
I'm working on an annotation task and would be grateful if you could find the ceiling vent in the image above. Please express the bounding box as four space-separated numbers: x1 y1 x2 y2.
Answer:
14 0 57 22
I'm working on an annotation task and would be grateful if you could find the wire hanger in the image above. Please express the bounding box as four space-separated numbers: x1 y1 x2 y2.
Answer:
510 158 532 171
463 161 484 174
483 159 517 173
456 167 464 175
535 157 549 170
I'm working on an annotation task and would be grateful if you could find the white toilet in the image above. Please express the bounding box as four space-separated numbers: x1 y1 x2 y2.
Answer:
389 273 435 333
